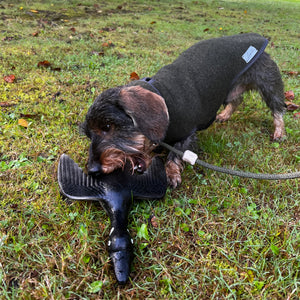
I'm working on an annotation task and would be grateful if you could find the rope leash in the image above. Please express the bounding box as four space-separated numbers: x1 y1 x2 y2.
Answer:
160 142 300 180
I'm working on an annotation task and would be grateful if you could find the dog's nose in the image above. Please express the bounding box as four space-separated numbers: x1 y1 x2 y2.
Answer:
88 161 103 176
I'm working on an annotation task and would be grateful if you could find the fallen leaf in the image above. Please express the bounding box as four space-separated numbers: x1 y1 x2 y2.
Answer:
285 101 299 111
51 67 61 72
30 9 39 13
284 90 295 100
150 21 156 24
203 28 209 32
32 31 39 37
36 61 60 71
102 41 114 47
18 119 28 128
164 50 174 56
149 214 158 228
70 27 76 32
0 102 16 107
293 112 300 119
282 70 299 76
37 60 51 68
130 72 140 81
20 113 39 119
4 75 16 83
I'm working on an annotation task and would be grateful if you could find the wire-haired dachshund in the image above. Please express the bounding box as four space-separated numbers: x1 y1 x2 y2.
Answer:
81 33 286 188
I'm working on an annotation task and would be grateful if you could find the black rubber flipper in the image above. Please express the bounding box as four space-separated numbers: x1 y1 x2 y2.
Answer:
58 154 105 201
129 156 167 199
58 154 167 201
57 154 167 284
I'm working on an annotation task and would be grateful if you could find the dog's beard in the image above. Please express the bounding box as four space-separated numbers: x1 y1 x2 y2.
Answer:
100 135 155 174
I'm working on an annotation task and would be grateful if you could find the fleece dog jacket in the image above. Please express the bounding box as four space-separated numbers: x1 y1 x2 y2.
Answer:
129 33 269 144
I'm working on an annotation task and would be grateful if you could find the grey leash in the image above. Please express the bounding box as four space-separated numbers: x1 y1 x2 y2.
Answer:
160 142 300 180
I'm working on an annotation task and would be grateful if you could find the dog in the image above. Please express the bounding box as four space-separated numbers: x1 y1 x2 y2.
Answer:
81 33 286 188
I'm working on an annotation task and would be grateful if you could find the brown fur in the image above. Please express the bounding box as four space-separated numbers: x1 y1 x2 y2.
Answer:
120 86 169 142
99 134 156 174
165 158 184 187
100 148 126 173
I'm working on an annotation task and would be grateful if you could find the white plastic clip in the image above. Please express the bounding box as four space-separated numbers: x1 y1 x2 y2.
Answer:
182 150 198 165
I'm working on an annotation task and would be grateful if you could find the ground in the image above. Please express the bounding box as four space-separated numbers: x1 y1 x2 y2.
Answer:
0 0 299 299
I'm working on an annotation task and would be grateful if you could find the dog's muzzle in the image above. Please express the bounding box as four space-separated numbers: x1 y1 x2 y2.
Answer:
88 161 103 176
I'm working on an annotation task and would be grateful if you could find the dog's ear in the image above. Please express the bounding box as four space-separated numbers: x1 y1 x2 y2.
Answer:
119 86 169 142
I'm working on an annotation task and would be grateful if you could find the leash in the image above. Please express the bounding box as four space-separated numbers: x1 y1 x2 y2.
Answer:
160 142 300 180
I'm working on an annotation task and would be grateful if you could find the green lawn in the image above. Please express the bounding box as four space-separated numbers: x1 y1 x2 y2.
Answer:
0 0 299 299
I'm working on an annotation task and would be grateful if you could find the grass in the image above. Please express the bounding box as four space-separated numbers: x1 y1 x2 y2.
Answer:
0 0 299 298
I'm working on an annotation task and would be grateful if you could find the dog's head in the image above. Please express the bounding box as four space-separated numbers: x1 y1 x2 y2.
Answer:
82 86 169 175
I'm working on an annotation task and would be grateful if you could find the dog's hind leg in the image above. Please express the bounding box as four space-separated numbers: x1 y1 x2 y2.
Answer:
216 85 246 122
217 53 286 140
271 112 285 140
250 53 286 140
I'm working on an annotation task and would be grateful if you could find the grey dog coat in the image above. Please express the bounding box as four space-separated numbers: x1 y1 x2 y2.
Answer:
129 33 269 144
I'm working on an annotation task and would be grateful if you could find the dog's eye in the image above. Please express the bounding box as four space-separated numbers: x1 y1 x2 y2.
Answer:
101 124 111 132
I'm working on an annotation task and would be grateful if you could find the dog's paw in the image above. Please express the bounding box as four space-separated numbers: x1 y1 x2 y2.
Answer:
216 111 230 122
167 172 182 189
272 128 286 141
165 160 182 189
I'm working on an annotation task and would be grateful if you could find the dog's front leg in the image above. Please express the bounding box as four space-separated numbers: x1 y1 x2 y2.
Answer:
165 156 184 188
165 134 196 188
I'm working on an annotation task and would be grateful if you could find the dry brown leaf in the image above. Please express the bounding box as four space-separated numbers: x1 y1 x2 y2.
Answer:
149 214 158 228
4 75 16 83
130 72 140 81
284 90 295 101
102 41 114 47
282 70 299 76
37 60 51 68
285 101 299 111
20 113 39 119
293 112 300 119
0 102 16 107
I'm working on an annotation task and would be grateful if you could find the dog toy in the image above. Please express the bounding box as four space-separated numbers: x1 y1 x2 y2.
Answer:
57 154 167 284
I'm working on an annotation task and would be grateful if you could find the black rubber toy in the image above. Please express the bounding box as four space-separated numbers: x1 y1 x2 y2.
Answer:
57 154 167 284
